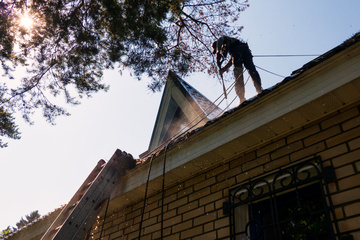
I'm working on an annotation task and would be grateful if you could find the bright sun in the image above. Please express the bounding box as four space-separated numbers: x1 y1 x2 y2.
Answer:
20 14 33 29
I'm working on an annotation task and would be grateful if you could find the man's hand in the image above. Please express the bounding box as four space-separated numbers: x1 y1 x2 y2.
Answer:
219 67 228 75
219 68 224 75
216 52 223 68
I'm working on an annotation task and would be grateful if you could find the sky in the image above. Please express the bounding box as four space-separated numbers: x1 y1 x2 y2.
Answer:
1 0 360 231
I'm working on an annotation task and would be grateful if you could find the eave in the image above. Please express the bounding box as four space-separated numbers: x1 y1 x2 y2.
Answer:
5 207 64 240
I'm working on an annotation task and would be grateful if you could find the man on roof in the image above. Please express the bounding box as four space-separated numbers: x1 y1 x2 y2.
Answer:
212 36 262 103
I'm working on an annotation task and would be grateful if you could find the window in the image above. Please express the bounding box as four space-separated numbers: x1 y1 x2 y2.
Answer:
227 157 338 240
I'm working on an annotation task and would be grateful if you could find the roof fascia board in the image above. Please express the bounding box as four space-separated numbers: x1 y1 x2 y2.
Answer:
147 82 171 150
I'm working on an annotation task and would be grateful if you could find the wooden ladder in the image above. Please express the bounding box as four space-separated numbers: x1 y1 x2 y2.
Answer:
41 149 135 240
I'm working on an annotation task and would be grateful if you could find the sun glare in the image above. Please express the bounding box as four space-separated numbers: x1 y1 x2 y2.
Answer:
20 14 33 29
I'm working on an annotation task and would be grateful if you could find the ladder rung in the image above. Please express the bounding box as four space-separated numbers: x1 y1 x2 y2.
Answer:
54 225 62 232
41 151 135 240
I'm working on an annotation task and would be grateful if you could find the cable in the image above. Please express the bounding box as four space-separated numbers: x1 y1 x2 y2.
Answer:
254 54 320 58
98 197 110 240
216 95 238 118
215 74 251 118
138 154 156 239
160 144 170 240
255 65 286 78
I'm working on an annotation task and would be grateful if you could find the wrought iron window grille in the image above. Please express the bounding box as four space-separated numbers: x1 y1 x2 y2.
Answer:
227 156 340 240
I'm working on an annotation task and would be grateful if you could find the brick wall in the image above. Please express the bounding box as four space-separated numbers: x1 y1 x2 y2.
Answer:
90 103 360 240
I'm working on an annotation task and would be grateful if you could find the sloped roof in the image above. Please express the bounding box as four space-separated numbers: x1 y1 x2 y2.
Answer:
140 31 360 161
5 206 65 240
142 71 222 157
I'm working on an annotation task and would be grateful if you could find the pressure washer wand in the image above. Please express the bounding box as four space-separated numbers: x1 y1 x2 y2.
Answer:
220 73 227 99
216 52 227 99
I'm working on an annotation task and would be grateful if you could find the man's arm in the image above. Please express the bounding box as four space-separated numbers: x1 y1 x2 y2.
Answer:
219 57 232 75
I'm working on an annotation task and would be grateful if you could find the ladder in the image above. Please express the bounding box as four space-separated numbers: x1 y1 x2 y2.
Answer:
41 149 135 240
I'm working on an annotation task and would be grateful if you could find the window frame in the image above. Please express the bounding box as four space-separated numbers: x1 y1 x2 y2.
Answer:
227 156 339 240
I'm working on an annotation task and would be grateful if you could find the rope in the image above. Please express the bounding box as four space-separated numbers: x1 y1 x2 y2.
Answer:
255 65 286 78
160 144 170 240
254 54 320 58
98 197 110 240
215 74 251 118
138 154 156 239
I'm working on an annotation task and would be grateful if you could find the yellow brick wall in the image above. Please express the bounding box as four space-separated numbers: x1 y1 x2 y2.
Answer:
90 104 360 239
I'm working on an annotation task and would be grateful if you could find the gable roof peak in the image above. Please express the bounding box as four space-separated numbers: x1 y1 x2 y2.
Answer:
140 71 222 158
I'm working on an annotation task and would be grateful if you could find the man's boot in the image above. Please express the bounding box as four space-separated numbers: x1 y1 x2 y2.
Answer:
249 70 262 94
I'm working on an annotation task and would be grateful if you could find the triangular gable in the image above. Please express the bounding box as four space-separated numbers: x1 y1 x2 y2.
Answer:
145 71 222 155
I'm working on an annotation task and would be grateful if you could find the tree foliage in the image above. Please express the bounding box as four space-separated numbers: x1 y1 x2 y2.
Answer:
0 226 13 239
0 210 40 239
15 210 40 229
0 0 249 146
